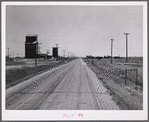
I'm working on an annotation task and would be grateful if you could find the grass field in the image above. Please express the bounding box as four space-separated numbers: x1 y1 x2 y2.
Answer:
102 57 143 63
6 58 74 88
83 57 143 110
84 57 143 89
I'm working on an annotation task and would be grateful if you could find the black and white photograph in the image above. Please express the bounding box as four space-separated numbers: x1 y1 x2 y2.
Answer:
1 1 148 120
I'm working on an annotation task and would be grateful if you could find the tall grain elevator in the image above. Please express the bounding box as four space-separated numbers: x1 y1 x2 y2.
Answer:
52 47 58 58
25 35 38 58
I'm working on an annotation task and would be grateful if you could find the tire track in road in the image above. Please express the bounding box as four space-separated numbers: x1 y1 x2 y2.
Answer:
18 63 76 110
84 64 119 110
15 70 70 110
7 61 77 110
6 62 74 109
6 74 51 108
58 62 80 110
6 59 119 110
84 66 107 110
83 66 100 110
42 59 85 110
76 64 82 110
40 61 79 110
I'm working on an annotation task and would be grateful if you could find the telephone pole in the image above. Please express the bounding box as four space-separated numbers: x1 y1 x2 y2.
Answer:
67 52 69 58
63 50 66 57
111 39 114 63
7 47 10 58
35 42 42 66
124 33 130 62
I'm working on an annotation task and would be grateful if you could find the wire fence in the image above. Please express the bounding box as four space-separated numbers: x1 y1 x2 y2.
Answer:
83 58 143 90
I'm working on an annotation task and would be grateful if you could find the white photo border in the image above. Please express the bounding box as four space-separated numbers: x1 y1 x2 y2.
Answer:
2 1 148 120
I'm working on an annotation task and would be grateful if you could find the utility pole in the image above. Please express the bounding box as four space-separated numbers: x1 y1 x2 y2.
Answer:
7 47 10 58
111 39 114 63
124 33 130 62
63 50 66 57
35 42 42 66
67 52 69 58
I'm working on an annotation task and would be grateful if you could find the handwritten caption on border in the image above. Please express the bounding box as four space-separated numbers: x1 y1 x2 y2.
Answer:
63 113 84 118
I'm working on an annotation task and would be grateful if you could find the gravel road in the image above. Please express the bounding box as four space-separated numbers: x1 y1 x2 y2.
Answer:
6 58 119 110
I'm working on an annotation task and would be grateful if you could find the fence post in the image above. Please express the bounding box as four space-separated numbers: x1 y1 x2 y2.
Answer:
125 69 127 86
136 69 138 90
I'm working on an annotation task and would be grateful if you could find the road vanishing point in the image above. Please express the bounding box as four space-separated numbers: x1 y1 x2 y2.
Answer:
6 58 119 110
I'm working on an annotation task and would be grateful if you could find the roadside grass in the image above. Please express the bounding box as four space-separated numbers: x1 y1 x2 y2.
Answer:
83 58 143 110
6 60 71 89
102 57 143 64
84 58 143 90
6 61 25 66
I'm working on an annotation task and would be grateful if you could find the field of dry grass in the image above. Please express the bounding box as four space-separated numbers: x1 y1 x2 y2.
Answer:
6 58 73 88
83 57 143 110
84 57 143 89
102 57 143 64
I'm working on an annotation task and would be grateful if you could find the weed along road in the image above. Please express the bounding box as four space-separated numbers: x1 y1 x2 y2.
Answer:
6 58 119 110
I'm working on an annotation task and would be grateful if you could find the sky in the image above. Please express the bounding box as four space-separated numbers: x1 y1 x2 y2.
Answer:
6 5 143 57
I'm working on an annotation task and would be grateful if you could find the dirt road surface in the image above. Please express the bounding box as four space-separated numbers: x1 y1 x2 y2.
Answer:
6 58 119 110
